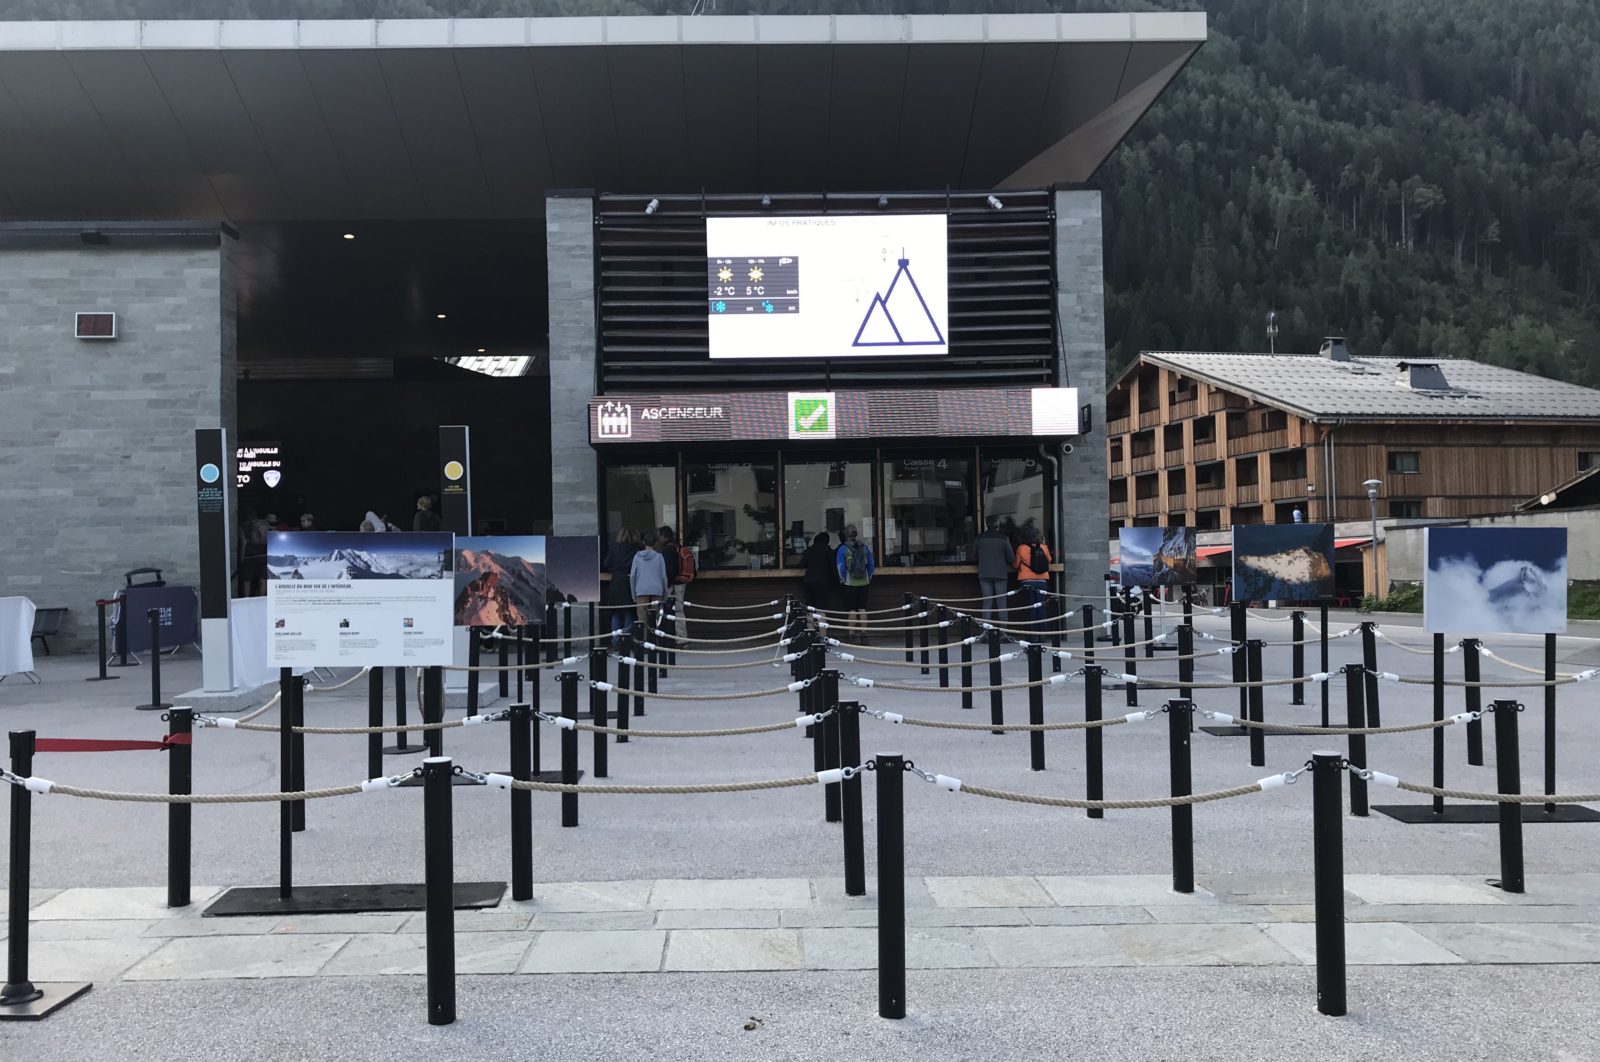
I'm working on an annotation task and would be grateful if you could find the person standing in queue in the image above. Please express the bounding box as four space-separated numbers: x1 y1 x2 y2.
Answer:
657 526 681 632
973 515 1014 624
412 495 442 532
802 532 834 613
603 528 642 646
1014 530 1053 624
630 530 669 637
835 525 875 641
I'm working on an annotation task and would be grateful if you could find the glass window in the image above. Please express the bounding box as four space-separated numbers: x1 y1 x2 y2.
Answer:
981 454 1049 552
1580 452 1600 472
1390 499 1423 519
684 459 778 571
783 459 873 566
882 455 973 568
1387 451 1420 474
604 464 676 541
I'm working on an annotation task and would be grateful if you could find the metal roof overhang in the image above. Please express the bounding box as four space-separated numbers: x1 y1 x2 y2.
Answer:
0 12 1204 222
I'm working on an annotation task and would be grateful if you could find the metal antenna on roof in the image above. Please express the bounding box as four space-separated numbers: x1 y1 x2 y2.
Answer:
1265 310 1278 355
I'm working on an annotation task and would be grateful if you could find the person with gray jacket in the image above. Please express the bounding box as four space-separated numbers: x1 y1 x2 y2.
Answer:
973 516 1015 623
629 530 670 632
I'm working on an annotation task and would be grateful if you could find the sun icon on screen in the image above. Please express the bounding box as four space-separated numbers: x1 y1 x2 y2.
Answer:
717 266 733 283
748 266 765 282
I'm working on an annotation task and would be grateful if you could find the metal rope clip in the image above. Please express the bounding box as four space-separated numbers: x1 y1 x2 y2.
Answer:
455 767 491 785
361 768 419 792
904 763 962 791
1258 762 1311 791
1348 765 1400 788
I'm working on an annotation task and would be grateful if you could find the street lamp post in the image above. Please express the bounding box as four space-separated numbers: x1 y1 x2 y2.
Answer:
1363 479 1382 600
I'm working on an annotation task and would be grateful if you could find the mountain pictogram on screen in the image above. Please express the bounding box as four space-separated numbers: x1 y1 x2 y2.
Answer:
852 255 946 348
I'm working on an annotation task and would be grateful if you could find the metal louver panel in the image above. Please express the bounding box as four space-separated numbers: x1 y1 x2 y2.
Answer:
595 190 1057 391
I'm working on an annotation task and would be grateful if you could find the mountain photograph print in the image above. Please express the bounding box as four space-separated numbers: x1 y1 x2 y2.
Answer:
1119 526 1197 588
1424 527 1567 635
267 531 453 581
546 535 602 604
454 536 547 627
1232 524 1335 602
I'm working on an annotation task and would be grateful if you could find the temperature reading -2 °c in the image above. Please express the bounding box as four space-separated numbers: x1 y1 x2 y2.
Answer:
707 256 801 316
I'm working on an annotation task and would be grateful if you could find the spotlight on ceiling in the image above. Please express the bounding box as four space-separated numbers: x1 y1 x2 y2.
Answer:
760 195 772 207
877 195 889 209
476 348 486 353
644 198 659 215
986 195 1004 210
342 233 355 240
436 313 447 320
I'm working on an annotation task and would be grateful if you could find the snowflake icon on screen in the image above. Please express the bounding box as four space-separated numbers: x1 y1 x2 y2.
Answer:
713 300 727 313
762 301 775 313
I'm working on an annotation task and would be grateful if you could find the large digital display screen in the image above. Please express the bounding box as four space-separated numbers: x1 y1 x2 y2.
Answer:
589 388 1078 444
706 214 948 360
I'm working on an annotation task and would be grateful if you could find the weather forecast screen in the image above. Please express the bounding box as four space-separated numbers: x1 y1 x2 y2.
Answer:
705 214 948 360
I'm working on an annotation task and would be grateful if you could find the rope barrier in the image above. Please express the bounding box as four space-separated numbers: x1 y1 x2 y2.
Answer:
445 657 582 672
538 710 828 739
614 653 790 671
305 667 372 692
680 598 783 611
206 712 505 736
592 680 814 701
1350 766 1600 804
655 627 790 645
955 779 1271 810
485 773 820 795
34 735 191 753
869 710 1134 733
1199 710 1476 736
639 639 789 657
668 611 789 624
1478 645 1577 679
1375 668 1595 688
846 674 1072 694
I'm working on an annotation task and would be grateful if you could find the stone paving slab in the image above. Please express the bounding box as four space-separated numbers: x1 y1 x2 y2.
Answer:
979 925 1131 967
123 935 350 980
1107 923 1296 966
650 878 812 910
654 909 781 929
1266 923 1466 965
322 932 531 975
1040 875 1216 906
520 929 666 974
664 929 804 971
28 937 164 981
925 876 1054 908
1342 875 1507 906
1412 922 1600 964
31 886 223 921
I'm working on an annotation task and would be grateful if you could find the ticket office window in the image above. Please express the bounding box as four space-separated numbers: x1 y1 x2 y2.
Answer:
604 464 676 542
882 455 974 567
685 459 778 570
980 453 1051 547
783 458 874 565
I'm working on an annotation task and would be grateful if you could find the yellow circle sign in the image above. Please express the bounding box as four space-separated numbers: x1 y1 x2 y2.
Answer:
443 460 464 481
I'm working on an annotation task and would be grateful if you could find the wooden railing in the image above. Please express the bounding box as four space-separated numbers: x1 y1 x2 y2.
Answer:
1196 487 1227 509
1235 483 1259 504
1270 477 1308 500
1166 493 1189 512
1191 440 1216 462
1169 398 1198 421
1134 496 1162 516
1208 391 1247 412
1108 456 1127 477
1130 453 1158 474
1138 408 1163 429
1109 500 1130 519
1107 416 1132 436
1227 429 1289 457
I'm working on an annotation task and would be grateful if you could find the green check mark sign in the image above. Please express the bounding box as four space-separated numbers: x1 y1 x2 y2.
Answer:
793 398 830 434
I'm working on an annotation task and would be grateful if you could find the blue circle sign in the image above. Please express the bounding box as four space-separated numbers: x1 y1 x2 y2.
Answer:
199 463 220 484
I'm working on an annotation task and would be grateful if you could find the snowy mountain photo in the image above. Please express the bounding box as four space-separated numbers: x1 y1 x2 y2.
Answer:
455 536 547 627
267 531 454 581
1424 527 1567 635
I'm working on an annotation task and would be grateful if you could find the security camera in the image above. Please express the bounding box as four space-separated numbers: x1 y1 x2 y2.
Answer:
1060 442 1074 455
760 194 772 207
987 195 1003 210
644 198 659 215
877 195 889 208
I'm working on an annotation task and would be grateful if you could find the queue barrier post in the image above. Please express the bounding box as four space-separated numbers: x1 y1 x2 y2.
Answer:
290 675 306 832
1230 601 1247 724
615 634 631 744
1491 701 1525 894
936 604 950 689
135 608 171 711
1291 611 1306 705
987 628 1004 734
589 647 609 775
821 669 842 824
1361 622 1382 728
515 628 525 703
498 637 509 700
366 668 383 779
1049 584 1064 673
631 631 645 719
1167 700 1194 893
808 644 827 811
563 598 574 663
1 729 91 1020
1121 591 1138 708
1319 602 1331 728
422 756 456 1027
1142 590 1155 659
1080 604 1095 668
384 666 421 758
918 597 931 675
1462 639 1484 766
423 666 445 759
645 617 659 696
509 702 533 900
1026 643 1045 770
86 599 118 683
278 668 294 899
902 594 915 666
466 630 481 718
1432 633 1445 815
839 704 866 897
876 752 906 1020
959 614 974 711
1246 640 1267 769
1177 618 1194 705
1343 666 1368 817
1311 750 1346 1018
1544 633 1557 816
560 672 580 828
1084 666 1105 820
167 707 192 909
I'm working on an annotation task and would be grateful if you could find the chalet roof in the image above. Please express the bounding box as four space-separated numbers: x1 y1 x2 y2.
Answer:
1136 351 1600 424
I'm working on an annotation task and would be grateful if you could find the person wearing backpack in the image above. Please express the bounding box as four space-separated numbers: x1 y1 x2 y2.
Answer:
661 526 695 635
973 515 1015 624
1013 531 1053 623
802 531 834 611
834 524 875 640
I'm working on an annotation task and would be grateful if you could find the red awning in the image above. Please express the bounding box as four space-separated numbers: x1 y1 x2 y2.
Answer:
1334 537 1371 550
1197 545 1231 558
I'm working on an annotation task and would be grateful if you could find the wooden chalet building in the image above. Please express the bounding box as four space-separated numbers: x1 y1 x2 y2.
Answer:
1106 339 1600 536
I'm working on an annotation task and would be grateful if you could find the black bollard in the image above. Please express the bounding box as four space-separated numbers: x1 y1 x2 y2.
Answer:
987 628 1004 733
1246 640 1266 769
422 665 445 759
903 593 915 665
1463 638 1484 766
514 627 525 703
1343 667 1368 817
1167 700 1193 893
589 646 609 777
509 703 533 900
1027 644 1045 770
1142 590 1155 659
918 597 930 675
278 668 294 899
1230 601 1247 725
614 637 631 745
1361 622 1382 728
1311 750 1346 1018
1291 611 1306 705
839 704 866 897
1122 592 1138 708
290 675 306 833
545 604 559 664
1491 701 1524 894
86 598 119 682
808 644 827 798
1544 633 1557 817
563 599 574 662
821 669 841 824
876 751 906 1021
384 667 421 757
588 603 598 652
366 668 383 780
498 635 509 699
422 756 456 1027
2 729 91 1018
1081 604 1096 667
959 614 974 711
645 618 659 695
560 672 579 828
167 708 192 909
1432 633 1446 815
135 609 171 710
1177 620 1194 705
936 604 950 689
1085 667 1104 820
631 634 646 719
1319 602 1331 728
1049 582 1063 672
466 631 481 718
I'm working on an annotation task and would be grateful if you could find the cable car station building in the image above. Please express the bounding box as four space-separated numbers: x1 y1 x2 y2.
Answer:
0 12 1205 645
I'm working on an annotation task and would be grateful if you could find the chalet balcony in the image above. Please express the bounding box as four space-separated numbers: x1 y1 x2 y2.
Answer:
1107 415 1132 436
1208 391 1247 412
1166 492 1189 511
1235 483 1259 504
1196 487 1227 508
1130 453 1159 474
1108 455 1127 477
1134 496 1161 516
1163 446 1186 468
1191 440 1216 462
1270 477 1308 500
1138 408 1163 429
1110 500 1130 519
1227 429 1289 457
1169 398 1198 420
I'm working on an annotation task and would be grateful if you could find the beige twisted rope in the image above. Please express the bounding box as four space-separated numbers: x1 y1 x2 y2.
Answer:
855 676 1068 694
682 598 782 611
44 783 369 804
894 715 1129 733
618 655 786 671
644 640 790 656
1372 629 1436 657
447 658 582 672
958 781 1265 810
1393 780 1600 804
559 718 806 738
603 684 805 701
306 668 372 692
662 629 790 646
1388 674 1576 688
231 718 472 735
672 611 788 624
235 691 282 724
504 775 819 795
1218 715 1464 736
1478 646 1576 679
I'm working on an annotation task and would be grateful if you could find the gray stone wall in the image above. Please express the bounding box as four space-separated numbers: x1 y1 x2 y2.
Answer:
1054 189 1111 601
0 235 236 652
545 195 599 538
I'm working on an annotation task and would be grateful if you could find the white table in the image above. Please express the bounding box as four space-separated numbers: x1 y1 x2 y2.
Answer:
0 596 37 681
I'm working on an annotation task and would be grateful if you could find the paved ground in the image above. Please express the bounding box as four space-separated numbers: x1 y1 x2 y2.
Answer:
0 606 1596 1057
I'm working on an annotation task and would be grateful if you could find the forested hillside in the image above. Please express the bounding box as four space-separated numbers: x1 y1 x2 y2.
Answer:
5 0 1597 382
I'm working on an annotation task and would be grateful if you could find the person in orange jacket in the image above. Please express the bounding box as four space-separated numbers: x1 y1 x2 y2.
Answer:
1013 531 1052 623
